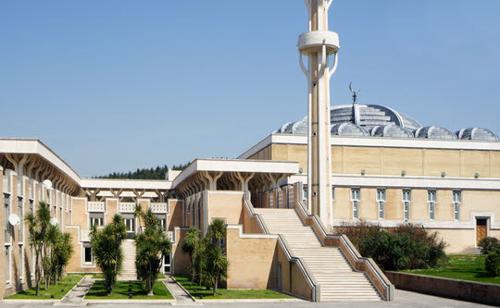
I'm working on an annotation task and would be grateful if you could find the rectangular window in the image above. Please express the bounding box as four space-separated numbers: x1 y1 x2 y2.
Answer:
18 197 23 241
83 245 93 264
351 188 360 219
19 244 24 279
89 212 104 228
156 214 167 231
428 190 436 220
403 189 411 222
4 194 11 243
453 191 461 221
5 245 11 283
163 254 171 274
123 214 135 233
376 189 386 219
331 187 335 201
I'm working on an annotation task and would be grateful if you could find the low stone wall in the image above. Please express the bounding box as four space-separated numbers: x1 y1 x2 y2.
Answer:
385 271 500 306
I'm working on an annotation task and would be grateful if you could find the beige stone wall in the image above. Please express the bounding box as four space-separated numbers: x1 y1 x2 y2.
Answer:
0 169 5 298
266 143 500 178
206 191 244 226
333 187 500 253
172 228 191 275
167 199 183 231
226 226 277 289
248 145 272 161
65 198 99 273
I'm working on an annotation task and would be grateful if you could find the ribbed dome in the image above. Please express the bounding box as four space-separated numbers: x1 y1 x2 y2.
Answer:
331 123 369 137
275 104 421 135
274 103 498 142
331 104 422 131
415 126 457 140
457 128 499 142
371 125 414 138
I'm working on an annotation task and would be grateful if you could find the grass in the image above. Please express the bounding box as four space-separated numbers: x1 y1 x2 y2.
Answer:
174 275 292 300
7 274 84 300
404 254 500 285
85 280 173 299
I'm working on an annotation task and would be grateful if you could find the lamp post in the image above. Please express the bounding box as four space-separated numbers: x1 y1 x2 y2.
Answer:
298 0 339 226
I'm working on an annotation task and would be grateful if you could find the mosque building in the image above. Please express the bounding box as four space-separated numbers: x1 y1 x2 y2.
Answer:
1 0 499 302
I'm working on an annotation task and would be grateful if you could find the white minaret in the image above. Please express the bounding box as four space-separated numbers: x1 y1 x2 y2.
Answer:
298 0 339 226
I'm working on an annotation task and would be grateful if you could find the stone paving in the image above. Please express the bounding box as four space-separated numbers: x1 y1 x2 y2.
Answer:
164 277 196 305
59 275 94 306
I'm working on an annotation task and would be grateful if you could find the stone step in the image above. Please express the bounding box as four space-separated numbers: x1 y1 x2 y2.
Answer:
258 208 381 302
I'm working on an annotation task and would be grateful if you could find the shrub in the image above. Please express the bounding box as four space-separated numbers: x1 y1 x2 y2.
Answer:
478 237 499 255
335 222 447 271
485 249 500 277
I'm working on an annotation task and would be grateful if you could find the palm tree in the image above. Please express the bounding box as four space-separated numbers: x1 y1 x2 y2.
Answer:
204 219 228 294
181 228 200 281
25 201 51 295
90 214 126 295
207 218 226 246
205 243 228 295
135 209 171 295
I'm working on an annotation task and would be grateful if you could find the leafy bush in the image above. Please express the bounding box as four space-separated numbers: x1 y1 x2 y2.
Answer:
485 249 500 277
336 222 447 271
478 237 499 255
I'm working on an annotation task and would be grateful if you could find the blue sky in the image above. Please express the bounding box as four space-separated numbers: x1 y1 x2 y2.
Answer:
1 1 499 177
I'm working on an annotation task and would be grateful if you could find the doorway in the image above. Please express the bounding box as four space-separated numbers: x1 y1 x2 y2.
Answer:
476 218 488 245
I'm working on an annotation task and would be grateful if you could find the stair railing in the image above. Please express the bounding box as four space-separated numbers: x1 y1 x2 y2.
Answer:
243 192 319 302
243 192 270 234
294 198 394 301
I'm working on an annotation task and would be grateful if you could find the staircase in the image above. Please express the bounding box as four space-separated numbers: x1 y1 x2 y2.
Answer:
118 239 137 281
254 208 380 301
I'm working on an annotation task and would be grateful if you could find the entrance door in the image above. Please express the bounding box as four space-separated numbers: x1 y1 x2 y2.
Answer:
476 218 488 245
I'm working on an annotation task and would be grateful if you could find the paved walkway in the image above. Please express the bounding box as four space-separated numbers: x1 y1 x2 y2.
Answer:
164 277 196 305
59 275 94 306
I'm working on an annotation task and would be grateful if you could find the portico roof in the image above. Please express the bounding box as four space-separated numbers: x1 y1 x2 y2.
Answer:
172 158 300 189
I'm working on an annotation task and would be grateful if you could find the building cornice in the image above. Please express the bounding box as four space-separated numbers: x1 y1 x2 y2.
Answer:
238 134 500 159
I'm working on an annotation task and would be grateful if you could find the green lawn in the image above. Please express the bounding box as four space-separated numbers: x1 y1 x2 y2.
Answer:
174 275 292 300
7 274 84 300
404 255 500 285
85 280 173 299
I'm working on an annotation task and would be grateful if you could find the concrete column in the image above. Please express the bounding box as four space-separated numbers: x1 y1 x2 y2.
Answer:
299 0 339 227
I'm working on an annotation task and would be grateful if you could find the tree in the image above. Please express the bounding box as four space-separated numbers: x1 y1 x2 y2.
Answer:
90 214 126 295
181 228 200 281
25 201 73 294
207 218 226 246
205 244 228 295
25 201 51 296
135 209 172 295
204 219 228 295
50 230 73 284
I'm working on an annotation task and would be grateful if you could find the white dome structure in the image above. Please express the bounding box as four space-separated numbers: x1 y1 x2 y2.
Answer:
275 103 498 142
457 128 499 142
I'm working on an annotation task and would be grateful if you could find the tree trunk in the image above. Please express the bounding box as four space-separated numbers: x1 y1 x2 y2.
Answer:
213 276 218 295
35 252 40 296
